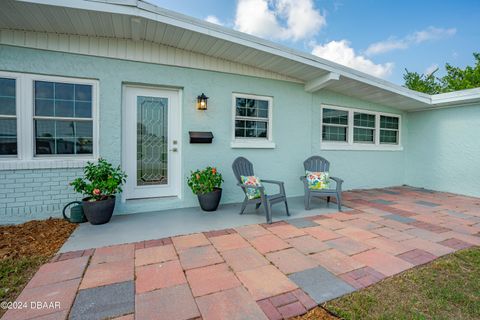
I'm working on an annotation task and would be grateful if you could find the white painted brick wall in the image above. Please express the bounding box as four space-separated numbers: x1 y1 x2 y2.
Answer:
0 168 84 224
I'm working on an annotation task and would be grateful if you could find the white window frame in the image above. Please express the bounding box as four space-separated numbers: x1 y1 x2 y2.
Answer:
0 71 99 170
320 104 402 151
231 93 275 149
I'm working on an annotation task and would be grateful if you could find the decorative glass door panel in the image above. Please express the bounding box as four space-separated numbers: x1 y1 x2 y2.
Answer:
123 86 180 200
137 96 168 186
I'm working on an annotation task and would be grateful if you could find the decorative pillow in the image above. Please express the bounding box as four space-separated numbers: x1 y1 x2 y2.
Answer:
306 170 330 190
241 175 263 199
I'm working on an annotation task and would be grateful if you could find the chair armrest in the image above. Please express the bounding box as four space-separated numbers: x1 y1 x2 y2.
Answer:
300 176 309 191
261 179 284 186
261 179 286 195
330 176 343 191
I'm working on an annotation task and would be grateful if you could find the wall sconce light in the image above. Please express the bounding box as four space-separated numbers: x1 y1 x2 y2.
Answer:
197 93 208 110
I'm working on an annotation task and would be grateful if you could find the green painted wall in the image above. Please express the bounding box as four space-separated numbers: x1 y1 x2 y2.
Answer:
405 104 480 197
0 45 407 220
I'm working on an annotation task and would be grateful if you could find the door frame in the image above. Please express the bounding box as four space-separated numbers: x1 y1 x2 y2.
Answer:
121 84 182 201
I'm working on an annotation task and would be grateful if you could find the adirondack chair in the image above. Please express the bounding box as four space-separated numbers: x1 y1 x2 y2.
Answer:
300 156 343 211
232 157 289 224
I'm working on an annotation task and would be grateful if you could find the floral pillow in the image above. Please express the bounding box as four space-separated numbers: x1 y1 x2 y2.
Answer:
241 175 263 199
306 170 330 190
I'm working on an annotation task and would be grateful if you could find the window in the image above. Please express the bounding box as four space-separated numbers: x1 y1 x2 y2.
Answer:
353 112 375 143
34 81 93 155
0 71 98 169
322 108 348 142
231 93 274 148
0 78 16 156
321 105 401 150
380 115 399 144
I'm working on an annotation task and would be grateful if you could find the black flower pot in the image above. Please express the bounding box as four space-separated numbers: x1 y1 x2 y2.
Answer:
82 196 116 225
197 188 222 212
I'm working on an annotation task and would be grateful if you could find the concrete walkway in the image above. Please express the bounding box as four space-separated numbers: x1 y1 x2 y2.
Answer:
60 196 348 252
4 187 480 320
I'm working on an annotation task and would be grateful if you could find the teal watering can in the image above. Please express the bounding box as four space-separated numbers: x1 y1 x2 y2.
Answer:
63 201 87 223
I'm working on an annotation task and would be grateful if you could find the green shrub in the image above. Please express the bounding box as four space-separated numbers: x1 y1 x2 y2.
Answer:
70 158 127 201
187 167 223 195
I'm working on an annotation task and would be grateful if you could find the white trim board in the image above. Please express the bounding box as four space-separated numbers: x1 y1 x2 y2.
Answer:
0 29 301 84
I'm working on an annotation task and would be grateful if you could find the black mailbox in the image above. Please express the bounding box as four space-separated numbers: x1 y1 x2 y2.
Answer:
189 131 214 144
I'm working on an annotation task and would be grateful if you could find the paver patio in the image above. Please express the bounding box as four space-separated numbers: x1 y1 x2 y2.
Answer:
3 186 480 320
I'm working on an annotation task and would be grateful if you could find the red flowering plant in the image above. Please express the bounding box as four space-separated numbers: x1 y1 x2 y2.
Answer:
70 158 127 201
187 166 223 195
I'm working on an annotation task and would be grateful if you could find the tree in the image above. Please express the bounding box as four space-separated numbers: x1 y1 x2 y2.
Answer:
403 52 480 94
403 68 442 94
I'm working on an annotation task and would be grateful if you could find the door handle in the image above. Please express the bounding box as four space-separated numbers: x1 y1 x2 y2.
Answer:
169 147 178 152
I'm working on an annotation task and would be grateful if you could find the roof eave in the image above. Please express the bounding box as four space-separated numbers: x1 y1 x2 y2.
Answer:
16 0 432 105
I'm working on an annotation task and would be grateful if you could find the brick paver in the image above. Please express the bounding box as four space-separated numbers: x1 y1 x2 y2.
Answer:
339 266 385 289
266 248 318 274
236 265 298 301
70 281 134 320
325 236 372 255
286 235 330 254
2 279 80 320
178 245 224 270
352 249 413 276
135 284 200 320
186 263 241 297
364 236 414 255
209 233 251 252
311 249 365 275
267 224 306 239
12 187 480 320
288 267 355 304
221 246 270 272
80 260 134 290
304 226 342 241
136 260 186 293
235 224 271 239
172 233 210 252
90 243 134 264
134 244 177 267
249 234 291 254
401 237 454 256
439 238 473 250
26 256 89 289
196 286 268 320
397 249 437 265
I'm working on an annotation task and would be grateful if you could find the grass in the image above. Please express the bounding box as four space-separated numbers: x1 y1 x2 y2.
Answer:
0 256 48 304
320 247 480 320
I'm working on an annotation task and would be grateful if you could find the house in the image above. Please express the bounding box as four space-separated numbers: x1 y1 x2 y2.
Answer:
0 0 479 224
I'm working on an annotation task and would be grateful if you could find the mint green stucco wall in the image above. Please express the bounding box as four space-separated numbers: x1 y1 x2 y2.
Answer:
0 45 407 222
405 104 480 197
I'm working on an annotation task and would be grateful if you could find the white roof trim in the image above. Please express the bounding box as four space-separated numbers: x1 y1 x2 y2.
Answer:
305 72 340 93
431 88 480 105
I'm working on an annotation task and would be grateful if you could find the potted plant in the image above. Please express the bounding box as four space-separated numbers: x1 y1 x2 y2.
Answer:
70 158 127 225
187 166 223 211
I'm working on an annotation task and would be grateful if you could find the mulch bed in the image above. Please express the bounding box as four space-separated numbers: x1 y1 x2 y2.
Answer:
0 218 77 316
292 306 340 319
0 218 76 260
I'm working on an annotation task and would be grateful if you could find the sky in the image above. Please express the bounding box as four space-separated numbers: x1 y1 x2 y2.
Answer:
148 0 480 85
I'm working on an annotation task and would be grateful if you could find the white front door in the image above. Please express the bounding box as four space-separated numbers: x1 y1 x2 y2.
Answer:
123 86 181 200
